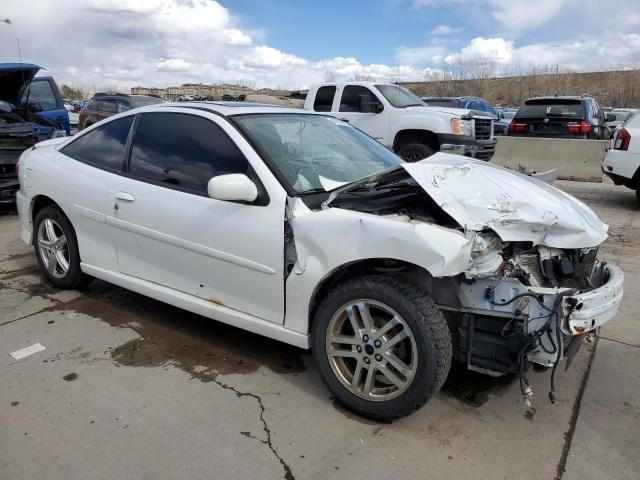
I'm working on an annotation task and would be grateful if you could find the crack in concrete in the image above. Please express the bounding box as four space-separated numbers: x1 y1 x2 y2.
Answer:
193 370 295 480
555 336 598 480
3 285 298 480
599 336 640 350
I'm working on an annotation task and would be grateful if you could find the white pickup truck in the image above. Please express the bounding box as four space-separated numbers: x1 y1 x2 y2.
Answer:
304 82 496 161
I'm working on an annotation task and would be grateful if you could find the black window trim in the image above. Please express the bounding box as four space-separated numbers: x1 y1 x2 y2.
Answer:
60 113 136 175
338 85 384 114
124 111 270 206
313 85 337 112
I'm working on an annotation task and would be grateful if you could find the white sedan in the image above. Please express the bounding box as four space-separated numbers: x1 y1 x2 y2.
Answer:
16 103 623 420
603 112 640 202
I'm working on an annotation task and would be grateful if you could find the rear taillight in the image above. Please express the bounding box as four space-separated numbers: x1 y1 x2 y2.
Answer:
508 121 526 133
614 128 631 151
567 120 591 135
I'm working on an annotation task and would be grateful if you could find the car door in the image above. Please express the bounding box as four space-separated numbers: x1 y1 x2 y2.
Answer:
54 115 136 272
107 110 287 324
24 77 71 135
337 85 389 145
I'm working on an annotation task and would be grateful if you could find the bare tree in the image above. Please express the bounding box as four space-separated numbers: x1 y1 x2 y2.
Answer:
324 70 336 82
350 73 374 81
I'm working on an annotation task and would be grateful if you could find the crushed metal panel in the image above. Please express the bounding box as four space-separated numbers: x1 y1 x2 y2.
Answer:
283 202 478 334
402 153 608 248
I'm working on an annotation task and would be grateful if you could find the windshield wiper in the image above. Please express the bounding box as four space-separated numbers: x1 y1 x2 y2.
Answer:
299 188 329 196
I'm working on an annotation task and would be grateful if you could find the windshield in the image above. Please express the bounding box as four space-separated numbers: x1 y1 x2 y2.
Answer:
374 85 424 108
517 99 584 119
233 113 403 194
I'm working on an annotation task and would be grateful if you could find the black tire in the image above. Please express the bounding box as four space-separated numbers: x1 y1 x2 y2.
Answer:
33 205 91 289
397 143 435 162
312 275 452 421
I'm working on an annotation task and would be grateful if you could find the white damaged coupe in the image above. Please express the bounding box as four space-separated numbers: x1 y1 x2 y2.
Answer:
16 103 624 420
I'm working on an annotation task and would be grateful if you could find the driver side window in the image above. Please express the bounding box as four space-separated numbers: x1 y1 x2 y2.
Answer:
339 86 383 113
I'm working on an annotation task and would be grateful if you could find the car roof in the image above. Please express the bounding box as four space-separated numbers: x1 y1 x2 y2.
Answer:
151 101 312 116
525 96 590 102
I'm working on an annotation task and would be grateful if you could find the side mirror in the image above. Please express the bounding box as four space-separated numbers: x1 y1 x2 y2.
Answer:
605 114 616 122
207 174 258 203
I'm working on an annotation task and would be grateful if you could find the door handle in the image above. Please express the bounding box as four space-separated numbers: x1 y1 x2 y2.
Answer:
115 192 135 202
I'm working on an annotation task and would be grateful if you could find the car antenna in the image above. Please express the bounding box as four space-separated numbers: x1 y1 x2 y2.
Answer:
17 37 31 118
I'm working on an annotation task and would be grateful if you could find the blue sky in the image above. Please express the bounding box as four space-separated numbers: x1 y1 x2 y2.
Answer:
1 0 639 89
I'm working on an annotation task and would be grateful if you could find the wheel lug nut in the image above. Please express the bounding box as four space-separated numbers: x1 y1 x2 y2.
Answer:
375 354 382 362
364 357 370 364
362 334 369 342
356 345 362 353
374 340 381 348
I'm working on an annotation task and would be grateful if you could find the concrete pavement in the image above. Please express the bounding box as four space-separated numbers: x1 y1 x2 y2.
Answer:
1 179 639 480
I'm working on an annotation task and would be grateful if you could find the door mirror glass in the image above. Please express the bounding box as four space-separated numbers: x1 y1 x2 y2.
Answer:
207 174 258 202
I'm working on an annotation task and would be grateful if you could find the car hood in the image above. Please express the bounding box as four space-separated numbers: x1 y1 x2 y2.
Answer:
0 63 41 104
327 153 608 249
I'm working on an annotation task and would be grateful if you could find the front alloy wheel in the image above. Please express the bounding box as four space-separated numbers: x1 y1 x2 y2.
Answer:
326 300 418 401
313 275 452 421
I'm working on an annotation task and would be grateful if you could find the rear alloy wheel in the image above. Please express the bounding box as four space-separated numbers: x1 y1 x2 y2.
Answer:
312 275 452 421
397 143 435 162
33 206 91 289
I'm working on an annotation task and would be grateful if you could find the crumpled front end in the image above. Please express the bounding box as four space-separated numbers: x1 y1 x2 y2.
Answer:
433 228 623 406
306 154 624 405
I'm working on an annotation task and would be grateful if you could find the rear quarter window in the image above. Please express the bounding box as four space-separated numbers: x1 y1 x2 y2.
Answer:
61 116 134 171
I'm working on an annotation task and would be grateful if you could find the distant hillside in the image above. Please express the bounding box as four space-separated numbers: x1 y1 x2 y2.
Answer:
402 69 640 108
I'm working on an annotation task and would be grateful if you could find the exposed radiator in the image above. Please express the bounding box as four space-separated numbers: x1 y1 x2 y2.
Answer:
515 248 598 289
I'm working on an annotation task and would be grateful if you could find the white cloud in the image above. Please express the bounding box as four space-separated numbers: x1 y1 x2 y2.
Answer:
443 37 514 65
397 34 640 75
431 25 459 35
1 0 640 91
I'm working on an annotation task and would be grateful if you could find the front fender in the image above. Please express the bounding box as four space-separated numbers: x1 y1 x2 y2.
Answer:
283 207 474 334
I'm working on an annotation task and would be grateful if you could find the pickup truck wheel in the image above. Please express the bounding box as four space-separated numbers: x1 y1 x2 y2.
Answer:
33 206 91 289
397 143 435 162
312 275 452 421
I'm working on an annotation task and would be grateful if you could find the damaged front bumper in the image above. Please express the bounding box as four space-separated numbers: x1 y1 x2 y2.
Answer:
562 263 624 336
448 261 623 371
